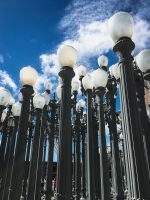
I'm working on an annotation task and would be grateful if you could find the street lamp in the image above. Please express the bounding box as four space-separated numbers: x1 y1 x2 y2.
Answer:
9 66 37 200
82 73 96 199
134 49 150 179
106 69 124 199
2 102 22 200
57 44 77 200
27 94 45 200
108 11 150 199
92 68 110 200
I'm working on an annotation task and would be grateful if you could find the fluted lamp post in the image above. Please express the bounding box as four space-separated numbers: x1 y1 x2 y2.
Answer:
108 12 150 199
27 94 45 200
135 49 150 177
2 102 22 200
92 68 110 200
9 66 37 200
82 73 96 200
56 45 77 200
106 62 124 199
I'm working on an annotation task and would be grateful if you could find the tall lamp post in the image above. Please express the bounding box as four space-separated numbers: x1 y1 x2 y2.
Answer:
106 66 124 199
8 66 37 200
92 67 110 200
135 49 150 175
56 45 77 200
82 74 95 200
2 102 22 200
108 12 150 199
26 94 45 200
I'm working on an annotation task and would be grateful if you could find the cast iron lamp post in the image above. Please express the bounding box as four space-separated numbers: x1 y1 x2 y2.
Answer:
92 67 110 200
82 73 96 200
108 11 150 199
8 66 37 200
45 94 57 200
71 78 80 200
106 69 124 199
2 102 22 200
135 50 150 176
56 44 77 200
26 94 45 200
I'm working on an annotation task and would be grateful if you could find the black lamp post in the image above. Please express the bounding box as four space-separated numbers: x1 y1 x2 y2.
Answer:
56 45 76 200
82 74 96 200
26 94 45 200
8 66 37 200
45 94 57 200
135 51 150 175
92 67 110 200
109 11 150 199
106 75 124 199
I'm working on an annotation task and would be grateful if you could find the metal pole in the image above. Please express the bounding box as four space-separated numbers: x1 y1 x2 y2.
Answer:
106 78 124 199
81 124 86 199
45 98 57 200
86 89 95 200
92 115 101 200
96 87 110 200
34 105 48 200
57 66 75 200
26 108 42 200
75 112 81 200
8 85 34 200
113 37 150 199
1 117 19 200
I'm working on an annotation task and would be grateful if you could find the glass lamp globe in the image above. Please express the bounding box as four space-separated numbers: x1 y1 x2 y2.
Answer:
72 79 80 91
57 45 77 68
12 102 22 117
0 88 11 106
98 55 108 67
108 12 134 42
20 66 38 86
33 94 45 109
44 80 51 91
56 85 62 100
92 69 108 88
76 65 87 76
9 97 15 106
1 108 7 122
82 74 93 91
136 49 150 73
112 63 120 80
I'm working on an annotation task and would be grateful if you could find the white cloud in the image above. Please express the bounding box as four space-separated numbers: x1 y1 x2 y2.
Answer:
35 54 59 91
61 20 113 62
0 70 17 92
0 54 4 63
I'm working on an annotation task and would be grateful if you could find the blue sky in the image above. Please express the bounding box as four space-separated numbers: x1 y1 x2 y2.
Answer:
0 0 150 107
